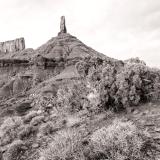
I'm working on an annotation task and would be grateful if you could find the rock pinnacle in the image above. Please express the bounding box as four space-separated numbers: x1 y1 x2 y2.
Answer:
59 16 67 34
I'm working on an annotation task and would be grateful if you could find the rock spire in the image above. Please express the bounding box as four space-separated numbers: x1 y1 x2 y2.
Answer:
59 16 67 34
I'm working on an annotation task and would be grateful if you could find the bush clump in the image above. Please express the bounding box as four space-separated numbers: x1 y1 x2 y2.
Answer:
39 121 54 136
0 116 23 146
30 115 45 126
86 58 160 111
18 124 38 140
54 57 160 112
40 119 157 160
90 119 156 160
56 81 87 113
23 110 38 123
40 129 84 160
4 140 26 160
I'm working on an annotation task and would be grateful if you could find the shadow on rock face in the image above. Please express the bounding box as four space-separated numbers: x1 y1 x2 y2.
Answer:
14 101 32 116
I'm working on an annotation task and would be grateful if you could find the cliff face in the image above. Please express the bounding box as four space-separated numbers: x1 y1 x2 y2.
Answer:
0 37 25 53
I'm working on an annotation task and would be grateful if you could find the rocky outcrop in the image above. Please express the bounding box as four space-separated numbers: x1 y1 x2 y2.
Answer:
0 38 25 53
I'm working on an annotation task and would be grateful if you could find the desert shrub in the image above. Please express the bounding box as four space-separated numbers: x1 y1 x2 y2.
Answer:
87 90 100 106
87 63 117 111
124 57 146 65
90 119 156 160
40 129 85 160
0 80 14 99
87 59 160 111
115 63 160 106
75 61 89 77
56 81 87 113
33 94 56 113
18 124 38 140
39 121 54 136
4 140 26 160
30 115 45 126
0 116 23 146
23 110 38 123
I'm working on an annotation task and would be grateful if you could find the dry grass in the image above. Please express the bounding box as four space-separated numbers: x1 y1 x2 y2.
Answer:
90 119 156 160
40 128 85 160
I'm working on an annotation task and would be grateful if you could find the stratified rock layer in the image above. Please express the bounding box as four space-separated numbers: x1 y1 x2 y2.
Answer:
0 38 25 53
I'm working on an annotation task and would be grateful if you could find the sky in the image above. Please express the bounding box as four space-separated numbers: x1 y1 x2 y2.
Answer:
0 0 160 68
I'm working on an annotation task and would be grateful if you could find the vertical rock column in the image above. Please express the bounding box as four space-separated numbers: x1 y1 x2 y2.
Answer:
16 38 25 51
58 16 67 35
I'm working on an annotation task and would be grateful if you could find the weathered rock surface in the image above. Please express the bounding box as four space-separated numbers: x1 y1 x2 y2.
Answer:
0 37 25 53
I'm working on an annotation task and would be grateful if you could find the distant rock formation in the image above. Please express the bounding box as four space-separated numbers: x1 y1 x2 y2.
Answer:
0 37 25 53
59 16 67 35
